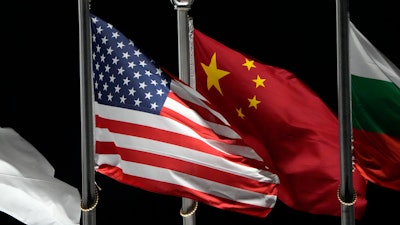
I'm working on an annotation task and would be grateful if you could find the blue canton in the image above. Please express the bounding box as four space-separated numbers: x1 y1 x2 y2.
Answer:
91 15 171 115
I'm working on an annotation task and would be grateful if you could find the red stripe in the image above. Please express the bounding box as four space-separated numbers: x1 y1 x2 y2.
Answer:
168 91 226 125
160 106 249 146
95 115 265 168
96 165 273 217
96 141 276 194
353 129 400 191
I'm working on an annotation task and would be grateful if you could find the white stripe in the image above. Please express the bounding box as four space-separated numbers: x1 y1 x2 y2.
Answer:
170 80 233 126
164 96 241 139
95 127 278 183
96 154 277 207
95 102 263 161
349 21 400 87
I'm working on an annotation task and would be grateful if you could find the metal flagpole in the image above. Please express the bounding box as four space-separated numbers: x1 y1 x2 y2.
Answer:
170 1 197 225
335 0 357 225
78 0 97 224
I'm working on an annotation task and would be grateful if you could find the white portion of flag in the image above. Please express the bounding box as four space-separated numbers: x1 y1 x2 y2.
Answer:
0 127 81 225
349 21 400 87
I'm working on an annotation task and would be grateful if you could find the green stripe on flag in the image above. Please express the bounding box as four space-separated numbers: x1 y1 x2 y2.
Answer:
352 74 400 136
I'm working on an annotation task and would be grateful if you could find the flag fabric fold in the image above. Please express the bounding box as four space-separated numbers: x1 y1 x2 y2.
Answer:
0 127 81 225
90 15 279 218
349 21 400 191
192 28 367 219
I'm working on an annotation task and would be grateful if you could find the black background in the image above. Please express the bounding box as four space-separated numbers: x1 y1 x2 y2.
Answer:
1 0 399 224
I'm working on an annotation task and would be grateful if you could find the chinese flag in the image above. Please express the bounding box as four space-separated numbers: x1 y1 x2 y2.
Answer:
193 29 367 219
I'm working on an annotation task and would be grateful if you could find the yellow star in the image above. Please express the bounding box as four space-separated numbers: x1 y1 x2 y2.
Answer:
248 95 261 109
242 58 256 71
236 107 245 119
252 75 266 88
201 52 230 96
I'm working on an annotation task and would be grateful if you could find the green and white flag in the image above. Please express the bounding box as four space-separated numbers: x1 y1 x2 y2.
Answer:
349 21 400 191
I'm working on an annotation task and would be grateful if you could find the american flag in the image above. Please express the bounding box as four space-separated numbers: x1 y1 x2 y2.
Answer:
90 15 279 217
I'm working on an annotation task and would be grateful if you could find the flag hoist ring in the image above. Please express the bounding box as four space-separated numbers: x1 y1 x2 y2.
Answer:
180 201 198 217
80 183 101 212
337 186 357 206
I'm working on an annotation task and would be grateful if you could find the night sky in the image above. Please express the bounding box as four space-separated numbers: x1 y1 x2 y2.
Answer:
1 0 399 224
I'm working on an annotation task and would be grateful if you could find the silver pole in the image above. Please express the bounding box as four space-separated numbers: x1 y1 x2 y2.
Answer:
170 1 196 225
78 0 97 224
336 0 356 225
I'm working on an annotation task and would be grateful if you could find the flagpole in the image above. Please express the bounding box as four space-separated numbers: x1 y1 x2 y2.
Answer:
171 1 197 225
335 0 357 225
78 0 97 224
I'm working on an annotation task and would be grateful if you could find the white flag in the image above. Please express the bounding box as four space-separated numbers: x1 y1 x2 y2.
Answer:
0 127 81 225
